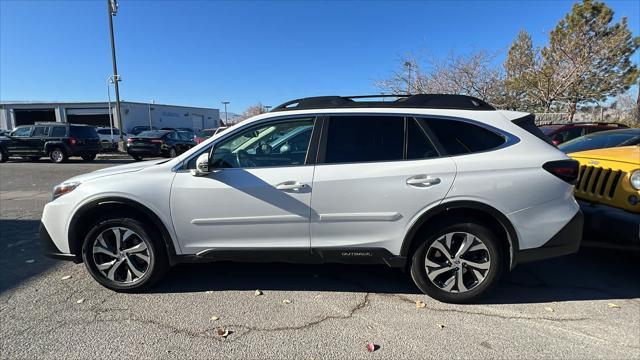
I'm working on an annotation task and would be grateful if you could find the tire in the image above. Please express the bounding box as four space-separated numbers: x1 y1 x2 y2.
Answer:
132 155 143 161
49 147 67 163
0 149 7 163
81 217 169 292
81 153 97 161
169 147 177 158
410 221 503 303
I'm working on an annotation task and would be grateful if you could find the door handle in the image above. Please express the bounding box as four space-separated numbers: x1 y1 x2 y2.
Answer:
406 175 441 187
276 181 308 191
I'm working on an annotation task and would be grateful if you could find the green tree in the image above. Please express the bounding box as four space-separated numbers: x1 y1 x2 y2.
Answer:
547 0 639 120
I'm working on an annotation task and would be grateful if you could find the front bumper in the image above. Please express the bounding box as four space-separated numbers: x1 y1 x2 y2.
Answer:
514 210 583 265
39 222 78 262
579 200 639 244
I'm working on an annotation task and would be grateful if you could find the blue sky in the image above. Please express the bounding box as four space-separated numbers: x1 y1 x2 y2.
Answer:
1 0 638 113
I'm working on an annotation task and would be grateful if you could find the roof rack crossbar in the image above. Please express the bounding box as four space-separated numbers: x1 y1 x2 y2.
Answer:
270 94 495 112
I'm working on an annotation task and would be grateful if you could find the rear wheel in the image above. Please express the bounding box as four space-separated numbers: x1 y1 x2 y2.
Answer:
49 148 67 163
410 222 502 303
169 147 177 158
132 155 143 161
82 217 169 292
81 153 97 161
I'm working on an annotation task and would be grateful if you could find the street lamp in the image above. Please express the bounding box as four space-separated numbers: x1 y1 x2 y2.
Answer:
221 101 229 126
107 0 124 146
148 100 155 129
106 76 115 144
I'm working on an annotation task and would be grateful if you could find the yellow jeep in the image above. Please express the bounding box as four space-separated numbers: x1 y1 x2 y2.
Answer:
569 146 639 244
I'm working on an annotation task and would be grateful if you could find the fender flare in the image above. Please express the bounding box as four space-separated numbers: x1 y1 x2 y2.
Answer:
399 200 519 268
68 196 179 263
44 141 69 153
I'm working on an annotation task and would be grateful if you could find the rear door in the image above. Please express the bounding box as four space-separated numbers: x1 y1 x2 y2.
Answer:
29 126 50 155
309 115 456 255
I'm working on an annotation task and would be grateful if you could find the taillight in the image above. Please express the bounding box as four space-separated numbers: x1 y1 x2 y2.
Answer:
127 138 134 143
151 139 164 144
543 160 580 184
68 136 77 146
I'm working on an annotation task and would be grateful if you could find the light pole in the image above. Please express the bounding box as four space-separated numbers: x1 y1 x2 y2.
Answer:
404 61 413 95
221 101 229 126
148 100 154 129
107 0 124 146
106 76 115 145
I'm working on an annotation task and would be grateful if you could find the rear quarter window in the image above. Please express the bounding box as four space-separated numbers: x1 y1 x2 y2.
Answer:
50 127 67 137
424 118 506 155
70 126 99 138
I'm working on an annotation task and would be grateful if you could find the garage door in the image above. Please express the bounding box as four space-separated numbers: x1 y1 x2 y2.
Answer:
67 114 111 127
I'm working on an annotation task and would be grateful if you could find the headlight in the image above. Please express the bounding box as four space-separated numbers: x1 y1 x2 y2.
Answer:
631 170 640 191
53 182 81 200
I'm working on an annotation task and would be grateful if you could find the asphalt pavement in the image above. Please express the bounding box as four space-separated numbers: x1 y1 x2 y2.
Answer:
1 156 639 359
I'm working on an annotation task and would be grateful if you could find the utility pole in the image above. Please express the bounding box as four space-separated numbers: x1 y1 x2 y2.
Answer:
404 61 413 95
107 0 124 147
221 101 229 126
148 100 154 129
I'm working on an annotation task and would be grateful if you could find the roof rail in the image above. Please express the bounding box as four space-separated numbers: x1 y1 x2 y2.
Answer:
271 94 495 112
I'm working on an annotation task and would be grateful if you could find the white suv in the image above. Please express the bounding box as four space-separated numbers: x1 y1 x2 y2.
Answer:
40 95 583 303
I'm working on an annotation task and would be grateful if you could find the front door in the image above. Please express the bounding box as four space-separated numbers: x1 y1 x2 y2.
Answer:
6 126 33 155
310 115 456 255
171 117 317 254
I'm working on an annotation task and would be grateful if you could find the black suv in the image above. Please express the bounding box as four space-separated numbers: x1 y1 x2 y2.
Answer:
0 123 101 163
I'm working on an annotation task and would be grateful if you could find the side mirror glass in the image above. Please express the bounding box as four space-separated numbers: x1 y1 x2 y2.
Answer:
191 153 211 177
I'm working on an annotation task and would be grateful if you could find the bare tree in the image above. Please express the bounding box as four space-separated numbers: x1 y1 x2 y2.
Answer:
241 102 267 119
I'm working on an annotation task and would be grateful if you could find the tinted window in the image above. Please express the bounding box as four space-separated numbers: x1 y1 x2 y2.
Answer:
32 126 49 137
12 127 32 137
50 126 67 137
426 119 505 155
407 119 438 160
97 129 120 135
324 116 404 164
211 118 314 168
552 128 583 143
197 129 215 137
138 130 169 138
177 131 192 140
558 130 640 153
70 126 98 138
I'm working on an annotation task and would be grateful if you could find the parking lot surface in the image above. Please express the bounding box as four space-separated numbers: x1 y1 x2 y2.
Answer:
1 158 639 359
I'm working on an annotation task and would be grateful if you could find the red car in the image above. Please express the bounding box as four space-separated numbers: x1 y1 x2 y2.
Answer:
194 127 228 144
539 122 628 145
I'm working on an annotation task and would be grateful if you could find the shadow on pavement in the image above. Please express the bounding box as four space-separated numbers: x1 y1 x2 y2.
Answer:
0 219 60 295
5 157 138 165
154 246 640 303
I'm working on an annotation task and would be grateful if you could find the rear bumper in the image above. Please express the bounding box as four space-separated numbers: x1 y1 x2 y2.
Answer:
39 222 78 262
514 210 583 265
579 200 639 244
127 146 165 157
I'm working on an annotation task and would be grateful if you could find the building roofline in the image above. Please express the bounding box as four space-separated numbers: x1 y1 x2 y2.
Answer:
0 100 218 111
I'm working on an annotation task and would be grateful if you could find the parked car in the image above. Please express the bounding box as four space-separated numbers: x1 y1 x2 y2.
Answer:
0 123 101 163
0 129 9 137
558 128 640 154
569 146 639 244
194 127 229 144
96 127 127 151
126 130 195 161
40 94 582 303
129 126 157 136
539 122 628 145
161 127 194 140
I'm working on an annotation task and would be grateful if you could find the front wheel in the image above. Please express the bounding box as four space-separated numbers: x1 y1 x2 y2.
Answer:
410 222 503 303
81 153 97 161
132 155 143 161
49 148 67 163
169 147 177 158
82 218 168 292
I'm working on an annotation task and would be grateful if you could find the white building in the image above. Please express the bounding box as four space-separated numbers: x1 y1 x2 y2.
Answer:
0 101 220 132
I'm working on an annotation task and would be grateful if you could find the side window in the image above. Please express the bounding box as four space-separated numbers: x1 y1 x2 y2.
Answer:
407 118 438 160
50 127 67 137
32 126 49 137
11 127 32 137
324 116 404 164
565 127 584 141
425 118 505 155
166 132 177 140
210 118 315 169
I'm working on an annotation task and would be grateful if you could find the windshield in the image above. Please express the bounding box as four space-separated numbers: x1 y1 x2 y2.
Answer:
196 129 215 137
137 130 169 138
558 130 640 154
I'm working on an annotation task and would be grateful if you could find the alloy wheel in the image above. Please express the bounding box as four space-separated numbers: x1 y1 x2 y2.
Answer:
91 227 152 284
51 150 64 162
424 232 491 293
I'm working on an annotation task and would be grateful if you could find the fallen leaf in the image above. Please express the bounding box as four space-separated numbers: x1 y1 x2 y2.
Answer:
210 316 219 321
366 343 377 352
282 299 292 304
437 323 445 329
216 328 230 338
25 259 35 264
254 289 263 296
544 307 555 312
76 298 85 304
415 300 426 309
607 303 620 309
61 275 72 280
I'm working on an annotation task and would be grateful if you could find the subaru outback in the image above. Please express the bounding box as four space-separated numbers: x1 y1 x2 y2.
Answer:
39 94 583 303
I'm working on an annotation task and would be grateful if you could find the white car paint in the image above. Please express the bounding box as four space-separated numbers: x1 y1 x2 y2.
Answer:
41 106 579 263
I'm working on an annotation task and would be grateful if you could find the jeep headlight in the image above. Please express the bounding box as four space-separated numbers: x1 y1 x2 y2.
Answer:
631 170 640 190
53 182 81 200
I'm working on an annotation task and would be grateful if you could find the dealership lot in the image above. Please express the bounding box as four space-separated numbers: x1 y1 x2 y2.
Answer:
1 159 639 359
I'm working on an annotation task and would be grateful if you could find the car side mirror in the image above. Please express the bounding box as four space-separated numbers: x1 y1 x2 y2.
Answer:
191 153 211 177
